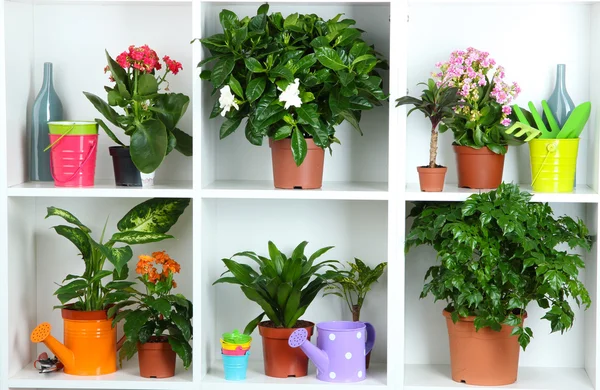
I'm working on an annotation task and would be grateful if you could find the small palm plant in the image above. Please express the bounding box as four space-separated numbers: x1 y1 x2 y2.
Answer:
214 241 338 334
323 258 387 321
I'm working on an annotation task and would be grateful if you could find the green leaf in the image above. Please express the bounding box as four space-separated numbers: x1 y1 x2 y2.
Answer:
96 119 125 146
294 54 317 73
46 207 90 232
89 270 113 285
283 288 301 327
55 279 88 296
257 3 269 14
296 105 319 127
117 198 190 234
310 36 331 49
246 77 267 103
168 335 192 369
249 14 267 32
146 297 172 319
137 74 158 96
105 281 136 291
109 231 174 245
172 128 193 156
171 311 192 340
130 119 168 173
336 28 361 47
274 125 292 140
124 310 152 339
241 286 280 326
270 66 294 82
211 57 235 87
118 339 138 364
219 9 238 30
338 71 355 86
244 312 265 335
315 47 347 71
105 50 128 86
291 127 308 166
97 245 133 274
228 75 244 98
220 117 243 139
151 93 190 131
283 13 301 31
338 109 362 134
83 92 121 127
244 57 265 73
51 225 92 259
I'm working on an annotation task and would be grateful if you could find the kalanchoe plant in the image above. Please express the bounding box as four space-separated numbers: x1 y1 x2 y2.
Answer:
110 251 193 369
195 4 388 166
323 258 387 321
435 47 523 154
396 80 463 168
48 198 190 312
214 241 338 334
84 45 193 173
405 183 592 349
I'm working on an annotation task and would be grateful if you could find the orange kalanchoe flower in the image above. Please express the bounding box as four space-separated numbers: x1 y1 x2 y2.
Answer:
136 251 181 286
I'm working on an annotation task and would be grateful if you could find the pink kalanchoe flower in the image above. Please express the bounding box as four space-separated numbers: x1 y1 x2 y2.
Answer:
501 118 511 126
163 55 183 75
502 105 512 115
116 52 130 68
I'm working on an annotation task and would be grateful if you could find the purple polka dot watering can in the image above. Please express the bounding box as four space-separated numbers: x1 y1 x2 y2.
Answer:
288 321 375 383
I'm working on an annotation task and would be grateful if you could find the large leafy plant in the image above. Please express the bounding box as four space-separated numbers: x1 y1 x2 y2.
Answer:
49 198 190 311
323 258 387 321
196 4 387 166
84 45 192 173
110 251 193 369
405 183 592 349
396 80 462 168
214 241 338 333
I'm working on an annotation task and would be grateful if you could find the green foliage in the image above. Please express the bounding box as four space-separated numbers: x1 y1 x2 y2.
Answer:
84 51 192 173
110 254 193 369
395 79 464 167
48 199 190 312
195 4 388 166
405 183 592 350
214 241 338 333
323 258 387 321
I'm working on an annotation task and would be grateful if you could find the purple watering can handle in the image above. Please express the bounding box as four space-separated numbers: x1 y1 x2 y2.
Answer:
365 322 376 354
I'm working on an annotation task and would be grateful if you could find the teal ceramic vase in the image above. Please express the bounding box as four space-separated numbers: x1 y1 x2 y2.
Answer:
545 64 575 128
29 62 63 181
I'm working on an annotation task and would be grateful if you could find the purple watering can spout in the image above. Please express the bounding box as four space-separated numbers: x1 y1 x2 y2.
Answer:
288 328 329 374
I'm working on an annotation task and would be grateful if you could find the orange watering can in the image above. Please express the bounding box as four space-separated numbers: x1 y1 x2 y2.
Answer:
30 309 125 376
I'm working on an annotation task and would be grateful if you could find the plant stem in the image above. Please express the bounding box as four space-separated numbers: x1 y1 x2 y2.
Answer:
352 305 361 322
133 70 140 120
429 123 439 168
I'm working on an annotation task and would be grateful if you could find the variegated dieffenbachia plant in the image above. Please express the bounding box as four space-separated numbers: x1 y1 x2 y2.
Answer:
48 198 190 312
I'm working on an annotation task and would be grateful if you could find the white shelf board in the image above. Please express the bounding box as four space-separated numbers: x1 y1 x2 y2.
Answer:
202 360 386 389
201 180 388 200
7 179 193 198
404 364 593 390
8 360 193 389
405 183 599 203
27 0 191 4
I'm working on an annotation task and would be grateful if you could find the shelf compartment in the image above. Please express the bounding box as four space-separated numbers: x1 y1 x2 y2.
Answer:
7 179 194 198
201 361 386 389
404 364 593 390
8 360 193 390
202 180 388 200
405 183 599 203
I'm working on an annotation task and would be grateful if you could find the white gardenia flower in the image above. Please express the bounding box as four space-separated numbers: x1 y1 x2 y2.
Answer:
219 85 239 117
278 78 302 109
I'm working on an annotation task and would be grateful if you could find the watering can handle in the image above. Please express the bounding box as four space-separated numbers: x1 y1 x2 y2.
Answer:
49 138 97 184
364 322 376 355
117 335 126 351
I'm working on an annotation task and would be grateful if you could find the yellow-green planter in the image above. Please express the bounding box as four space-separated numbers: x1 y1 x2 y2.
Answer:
529 138 579 193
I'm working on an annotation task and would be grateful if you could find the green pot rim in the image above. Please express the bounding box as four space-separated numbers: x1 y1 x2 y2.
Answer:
48 121 98 135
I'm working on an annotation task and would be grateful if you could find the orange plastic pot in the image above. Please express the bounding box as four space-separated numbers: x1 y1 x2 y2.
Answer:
259 320 314 378
30 308 120 376
443 310 524 385
454 145 506 189
138 337 176 378
270 138 324 189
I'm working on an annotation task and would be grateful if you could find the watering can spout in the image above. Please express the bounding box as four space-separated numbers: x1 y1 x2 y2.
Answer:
30 323 75 371
288 328 329 374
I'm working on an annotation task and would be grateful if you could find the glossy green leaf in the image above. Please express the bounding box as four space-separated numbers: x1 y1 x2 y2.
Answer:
117 198 190 234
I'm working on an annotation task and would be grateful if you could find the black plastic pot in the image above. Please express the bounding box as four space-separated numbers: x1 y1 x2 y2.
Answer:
109 146 141 187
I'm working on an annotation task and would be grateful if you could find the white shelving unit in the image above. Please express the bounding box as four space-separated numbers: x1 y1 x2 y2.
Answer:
1 1 599 390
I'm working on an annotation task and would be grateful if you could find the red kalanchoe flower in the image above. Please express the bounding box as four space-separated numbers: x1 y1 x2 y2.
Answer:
163 55 183 75
116 51 130 69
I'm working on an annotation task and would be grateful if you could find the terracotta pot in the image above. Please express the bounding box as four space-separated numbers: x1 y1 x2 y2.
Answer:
454 145 506 189
259 320 314 377
270 138 324 189
138 336 176 378
443 310 525 386
417 166 447 192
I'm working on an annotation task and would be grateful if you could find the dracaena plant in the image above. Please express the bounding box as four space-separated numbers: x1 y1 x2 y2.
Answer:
84 45 193 173
195 4 388 166
110 251 193 370
49 198 190 312
214 241 338 334
405 183 592 349
323 258 387 321
396 80 463 168
434 47 525 154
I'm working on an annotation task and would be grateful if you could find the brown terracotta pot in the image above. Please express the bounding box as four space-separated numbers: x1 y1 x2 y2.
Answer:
270 138 324 189
417 166 447 192
454 145 507 189
443 310 525 386
137 337 176 378
259 320 314 378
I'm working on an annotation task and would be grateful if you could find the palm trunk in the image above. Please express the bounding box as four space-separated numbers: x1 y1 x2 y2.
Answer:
352 305 361 322
429 125 438 168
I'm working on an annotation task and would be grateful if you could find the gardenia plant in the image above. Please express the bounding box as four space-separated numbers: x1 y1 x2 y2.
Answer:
84 45 192 173
110 251 193 369
405 183 592 349
436 47 521 154
196 4 387 166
